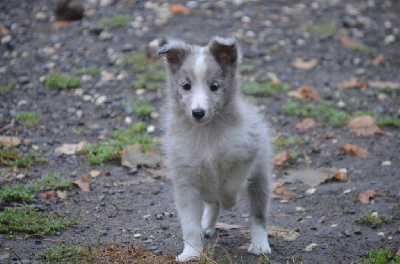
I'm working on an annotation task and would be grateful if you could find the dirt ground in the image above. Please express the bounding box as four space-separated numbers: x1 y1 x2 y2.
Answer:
0 0 399 263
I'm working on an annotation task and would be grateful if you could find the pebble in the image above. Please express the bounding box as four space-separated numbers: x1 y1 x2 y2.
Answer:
82 95 92 102
75 88 84 96
18 76 30 84
241 16 251 23
186 1 198 8
147 125 155 133
95 95 107 106
125 116 132 124
136 89 146 95
76 110 83 119
384 35 395 45
99 31 113 41
1 35 12 44
122 43 133 52
155 213 163 220
128 168 138 175
17 99 28 107
35 12 47 20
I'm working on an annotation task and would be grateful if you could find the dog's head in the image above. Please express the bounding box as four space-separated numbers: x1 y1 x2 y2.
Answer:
158 36 241 125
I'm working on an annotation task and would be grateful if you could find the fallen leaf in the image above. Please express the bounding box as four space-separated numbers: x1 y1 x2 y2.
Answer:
141 165 167 179
0 136 21 147
37 191 58 204
305 243 318 252
348 116 387 136
368 81 400 90
55 142 85 155
278 168 339 187
341 144 369 159
0 25 9 35
121 145 162 168
216 222 245 230
336 77 367 89
274 186 297 197
295 118 316 131
272 152 293 167
372 54 385 65
340 36 359 48
291 58 318 70
74 176 89 192
359 190 375 204
90 170 101 178
288 85 321 101
57 190 67 199
170 4 191 15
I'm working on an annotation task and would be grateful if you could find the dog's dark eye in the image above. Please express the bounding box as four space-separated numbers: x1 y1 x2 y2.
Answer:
210 84 219 91
183 83 191 90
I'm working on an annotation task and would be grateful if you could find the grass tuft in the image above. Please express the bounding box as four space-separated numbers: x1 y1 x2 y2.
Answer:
74 66 101 76
242 81 290 97
0 206 77 235
81 122 154 164
0 143 46 168
0 173 72 202
378 116 400 128
98 15 132 27
40 245 89 263
302 22 338 39
352 44 376 54
360 249 400 264
360 211 387 226
14 112 40 128
44 73 81 89
0 83 17 94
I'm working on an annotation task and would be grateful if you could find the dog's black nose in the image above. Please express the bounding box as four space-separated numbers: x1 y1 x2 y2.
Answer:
192 109 205 120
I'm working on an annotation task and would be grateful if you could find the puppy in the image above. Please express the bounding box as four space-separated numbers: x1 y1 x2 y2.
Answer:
158 36 272 262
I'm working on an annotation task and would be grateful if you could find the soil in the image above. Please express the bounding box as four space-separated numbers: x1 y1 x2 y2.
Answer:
0 0 399 263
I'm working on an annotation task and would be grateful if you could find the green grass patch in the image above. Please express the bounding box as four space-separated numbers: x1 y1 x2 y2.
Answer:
74 66 101 77
359 249 400 264
240 64 256 74
285 101 351 126
352 44 376 54
0 83 17 94
0 143 46 168
131 71 166 91
0 173 72 202
44 73 81 89
360 211 387 226
128 99 154 116
302 22 338 39
378 116 400 128
242 81 290 97
14 111 40 128
0 206 77 235
81 122 154 165
273 134 310 154
40 245 89 263
99 15 132 27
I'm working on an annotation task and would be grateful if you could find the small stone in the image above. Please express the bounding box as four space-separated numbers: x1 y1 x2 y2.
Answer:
17 99 28 107
233 0 243 5
82 95 92 102
1 35 11 44
148 38 160 49
133 233 141 238
305 188 316 195
150 112 159 119
95 95 107 106
343 230 352 237
296 207 305 212
99 31 113 41
155 213 163 220
32 145 39 150
23 139 32 146
136 89 146 95
16 174 25 179
305 243 318 252
125 116 132 124
384 35 395 45
147 125 155 133
382 160 391 166
143 214 151 219
354 229 362 235
18 76 30 84
241 16 251 23
35 12 47 20
128 168 138 175
186 1 198 8
76 110 83 119
343 189 351 194
100 0 113 6
43 47 55 56
122 43 133 52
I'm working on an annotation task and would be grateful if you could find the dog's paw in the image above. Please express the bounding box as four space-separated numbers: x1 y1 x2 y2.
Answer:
202 227 216 238
176 252 200 262
247 240 271 256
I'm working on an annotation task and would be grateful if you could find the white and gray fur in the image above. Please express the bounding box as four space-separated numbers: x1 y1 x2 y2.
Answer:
158 36 272 262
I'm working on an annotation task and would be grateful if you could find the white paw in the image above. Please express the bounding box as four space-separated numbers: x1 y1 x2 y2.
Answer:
247 240 271 256
202 227 216 238
176 252 200 262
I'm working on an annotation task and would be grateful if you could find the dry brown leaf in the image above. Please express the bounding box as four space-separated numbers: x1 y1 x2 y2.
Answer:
170 4 190 15
295 118 316 131
272 152 293 167
340 36 360 48
74 176 90 192
90 170 101 178
348 115 387 136
278 168 339 187
368 81 400 90
141 165 167 179
288 85 321 101
372 54 385 65
0 136 21 147
359 190 375 204
291 58 318 70
341 144 369 159
55 142 85 155
336 77 367 89
121 145 162 168
215 222 245 230
237 244 249 251
37 191 58 204
274 186 297 197
0 25 10 35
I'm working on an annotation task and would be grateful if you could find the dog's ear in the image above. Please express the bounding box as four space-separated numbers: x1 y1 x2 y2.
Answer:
157 37 187 70
209 36 240 67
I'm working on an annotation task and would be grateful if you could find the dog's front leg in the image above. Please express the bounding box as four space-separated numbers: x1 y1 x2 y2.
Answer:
175 186 204 262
